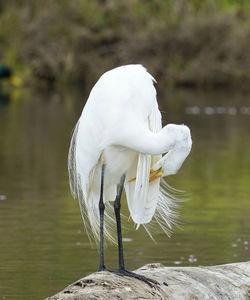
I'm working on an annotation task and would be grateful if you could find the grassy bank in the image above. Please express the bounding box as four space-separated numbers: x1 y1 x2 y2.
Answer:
0 0 250 90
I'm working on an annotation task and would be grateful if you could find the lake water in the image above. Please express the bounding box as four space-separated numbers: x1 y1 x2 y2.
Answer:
0 87 249 299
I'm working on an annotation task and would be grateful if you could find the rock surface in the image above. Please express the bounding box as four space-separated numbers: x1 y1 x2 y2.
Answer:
46 262 250 300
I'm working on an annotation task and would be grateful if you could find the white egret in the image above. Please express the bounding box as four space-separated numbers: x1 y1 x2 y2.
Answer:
68 64 192 286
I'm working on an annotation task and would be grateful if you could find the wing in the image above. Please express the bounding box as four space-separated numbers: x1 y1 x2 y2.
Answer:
124 101 162 226
68 108 117 242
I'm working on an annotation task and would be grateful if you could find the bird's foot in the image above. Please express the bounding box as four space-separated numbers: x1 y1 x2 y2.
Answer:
108 268 159 287
98 264 107 272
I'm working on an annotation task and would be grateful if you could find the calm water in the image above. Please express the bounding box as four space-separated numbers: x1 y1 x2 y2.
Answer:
0 87 249 299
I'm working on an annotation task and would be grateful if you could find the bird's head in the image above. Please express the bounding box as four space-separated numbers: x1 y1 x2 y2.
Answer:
152 124 192 177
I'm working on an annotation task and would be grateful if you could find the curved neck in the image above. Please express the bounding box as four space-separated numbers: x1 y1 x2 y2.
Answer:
111 123 192 177
108 124 191 160
113 128 174 155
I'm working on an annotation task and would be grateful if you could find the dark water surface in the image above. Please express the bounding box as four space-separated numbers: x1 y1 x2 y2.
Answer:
0 88 249 299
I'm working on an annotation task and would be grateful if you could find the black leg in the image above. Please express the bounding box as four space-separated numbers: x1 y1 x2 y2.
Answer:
98 164 105 271
112 174 159 287
114 174 126 271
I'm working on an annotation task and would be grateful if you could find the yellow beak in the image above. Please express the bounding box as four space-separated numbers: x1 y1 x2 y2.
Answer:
149 167 164 182
127 167 164 183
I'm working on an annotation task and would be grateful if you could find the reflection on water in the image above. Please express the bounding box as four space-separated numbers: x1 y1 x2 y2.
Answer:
186 105 250 115
0 88 249 299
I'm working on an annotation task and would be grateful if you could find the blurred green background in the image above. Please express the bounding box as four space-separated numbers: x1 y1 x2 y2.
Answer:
0 1 250 299
1 0 250 90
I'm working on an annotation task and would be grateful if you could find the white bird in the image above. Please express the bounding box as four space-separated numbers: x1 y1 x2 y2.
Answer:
68 64 192 286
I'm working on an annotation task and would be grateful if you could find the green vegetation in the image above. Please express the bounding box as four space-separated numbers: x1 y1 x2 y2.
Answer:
0 0 250 90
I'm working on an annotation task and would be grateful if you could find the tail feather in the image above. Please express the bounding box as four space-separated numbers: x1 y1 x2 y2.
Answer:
130 153 151 225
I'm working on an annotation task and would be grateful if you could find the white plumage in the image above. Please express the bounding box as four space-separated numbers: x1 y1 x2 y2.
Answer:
68 64 192 242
